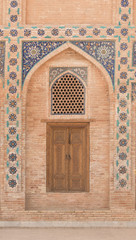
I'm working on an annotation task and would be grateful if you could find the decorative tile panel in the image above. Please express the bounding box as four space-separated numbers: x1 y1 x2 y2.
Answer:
22 41 66 86
0 41 5 85
49 67 87 85
132 83 136 101
22 41 115 89
115 0 132 190
71 41 115 88
133 42 136 66
5 0 22 192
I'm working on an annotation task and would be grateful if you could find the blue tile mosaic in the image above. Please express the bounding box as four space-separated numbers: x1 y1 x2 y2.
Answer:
8 179 17 188
9 153 17 162
131 82 136 101
132 43 136 66
22 41 115 88
119 179 127 187
0 42 5 80
0 30 3 37
71 41 115 88
119 152 127 160
22 41 66 86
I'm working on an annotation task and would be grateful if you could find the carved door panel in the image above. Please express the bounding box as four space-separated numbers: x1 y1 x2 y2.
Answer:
51 127 68 192
69 127 86 192
47 123 89 192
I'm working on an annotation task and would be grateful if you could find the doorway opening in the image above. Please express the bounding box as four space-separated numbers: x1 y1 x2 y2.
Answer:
46 123 89 192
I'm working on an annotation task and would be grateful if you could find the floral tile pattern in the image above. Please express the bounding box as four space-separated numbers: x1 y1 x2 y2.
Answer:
133 43 136 66
22 41 66 85
132 83 136 101
22 41 115 88
71 41 115 88
49 67 88 85
0 41 5 83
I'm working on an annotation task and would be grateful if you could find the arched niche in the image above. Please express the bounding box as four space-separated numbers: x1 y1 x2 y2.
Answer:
23 47 114 211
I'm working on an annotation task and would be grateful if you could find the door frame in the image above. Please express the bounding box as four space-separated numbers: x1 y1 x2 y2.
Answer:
46 122 90 192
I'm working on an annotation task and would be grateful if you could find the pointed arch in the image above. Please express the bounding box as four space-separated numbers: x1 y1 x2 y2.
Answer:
23 45 115 210
49 68 87 87
22 42 114 97
51 70 86 88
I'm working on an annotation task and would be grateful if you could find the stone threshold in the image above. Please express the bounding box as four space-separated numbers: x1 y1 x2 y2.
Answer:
1 221 136 228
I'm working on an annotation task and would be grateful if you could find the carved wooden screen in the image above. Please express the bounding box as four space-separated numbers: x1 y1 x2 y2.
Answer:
51 73 85 115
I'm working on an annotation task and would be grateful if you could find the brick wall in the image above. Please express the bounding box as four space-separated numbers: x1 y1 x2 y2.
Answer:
26 0 117 25
0 0 136 223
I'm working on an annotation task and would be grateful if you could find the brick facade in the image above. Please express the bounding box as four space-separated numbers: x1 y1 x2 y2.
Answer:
0 0 136 223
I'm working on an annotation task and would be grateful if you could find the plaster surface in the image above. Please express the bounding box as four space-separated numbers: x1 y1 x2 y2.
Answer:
0 227 136 240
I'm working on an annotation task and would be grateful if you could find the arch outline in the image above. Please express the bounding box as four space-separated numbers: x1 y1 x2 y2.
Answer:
22 41 114 96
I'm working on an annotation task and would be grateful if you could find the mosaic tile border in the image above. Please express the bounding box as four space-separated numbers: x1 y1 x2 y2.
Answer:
0 41 5 86
131 82 136 101
132 42 136 66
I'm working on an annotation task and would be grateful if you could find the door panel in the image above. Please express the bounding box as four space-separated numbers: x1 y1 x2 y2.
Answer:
47 123 89 192
69 128 85 191
52 128 67 191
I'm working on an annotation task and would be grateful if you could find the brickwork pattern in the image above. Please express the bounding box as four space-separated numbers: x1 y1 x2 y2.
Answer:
0 0 136 221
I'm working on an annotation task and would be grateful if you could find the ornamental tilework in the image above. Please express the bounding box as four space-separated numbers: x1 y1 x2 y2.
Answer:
4 0 21 192
0 30 4 37
0 41 5 84
115 0 131 190
22 41 115 88
0 0 134 192
133 42 136 66
131 83 136 101
22 41 66 86
71 41 115 88
49 67 88 85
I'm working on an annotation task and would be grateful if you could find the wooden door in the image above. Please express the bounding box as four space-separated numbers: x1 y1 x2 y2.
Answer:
69 127 87 191
47 123 89 192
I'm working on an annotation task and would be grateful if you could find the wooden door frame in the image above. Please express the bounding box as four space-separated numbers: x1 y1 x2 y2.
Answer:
46 122 90 192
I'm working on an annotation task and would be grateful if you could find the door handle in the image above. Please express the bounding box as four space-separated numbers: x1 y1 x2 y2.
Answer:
65 154 71 160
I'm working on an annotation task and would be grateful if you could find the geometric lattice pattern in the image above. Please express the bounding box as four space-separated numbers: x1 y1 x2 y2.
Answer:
51 73 85 115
